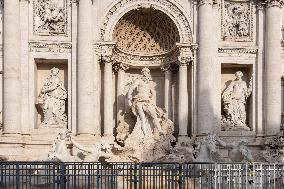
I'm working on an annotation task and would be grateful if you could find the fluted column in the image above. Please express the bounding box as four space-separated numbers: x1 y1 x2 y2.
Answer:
256 1 265 136
197 0 216 135
178 61 189 136
3 0 22 134
264 0 283 136
162 64 173 119
115 63 129 123
77 0 94 134
103 56 114 137
177 45 192 136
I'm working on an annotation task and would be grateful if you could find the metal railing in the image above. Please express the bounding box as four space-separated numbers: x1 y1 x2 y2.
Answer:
0 162 284 188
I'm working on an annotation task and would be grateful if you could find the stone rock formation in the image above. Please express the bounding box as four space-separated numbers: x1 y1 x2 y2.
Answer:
261 132 284 163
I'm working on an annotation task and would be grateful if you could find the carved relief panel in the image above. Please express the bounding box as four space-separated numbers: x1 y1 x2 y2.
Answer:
33 0 68 35
221 0 253 42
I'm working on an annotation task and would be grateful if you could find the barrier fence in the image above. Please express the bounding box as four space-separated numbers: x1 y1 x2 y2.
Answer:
0 162 284 188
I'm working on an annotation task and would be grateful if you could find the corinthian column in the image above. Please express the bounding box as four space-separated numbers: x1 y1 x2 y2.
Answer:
3 0 22 134
178 60 189 136
264 0 283 136
77 0 94 134
197 0 216 135
103 56 114 137
177 45 192 137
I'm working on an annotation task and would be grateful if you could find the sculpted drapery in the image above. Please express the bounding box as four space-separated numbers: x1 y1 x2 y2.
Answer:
222 71 252 131
38 67 67 127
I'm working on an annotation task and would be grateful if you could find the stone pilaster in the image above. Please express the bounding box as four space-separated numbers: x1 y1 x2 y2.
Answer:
197 0 217 135
71 0 78 134
264 0 284 136
256 0 265 137
161 63 173 119
77 0 94 134
3 0 22 134
20 0 30 134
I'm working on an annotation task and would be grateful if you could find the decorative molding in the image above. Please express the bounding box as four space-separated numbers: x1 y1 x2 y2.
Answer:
218 47 258 54
99 0 193 44
29 41 72 53
221 0 253 42
33 0 68 36
112 47 179 67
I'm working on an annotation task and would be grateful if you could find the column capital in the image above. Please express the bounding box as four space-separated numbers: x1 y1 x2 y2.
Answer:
178 56 192 66
95 42 116 64
95 41 116 56
177 43 193 66
113 62 129 72
256 0 266 10
266 0 284 8
101 55 114 64
198 0 214 6
69 0 79 6
161 63 172 72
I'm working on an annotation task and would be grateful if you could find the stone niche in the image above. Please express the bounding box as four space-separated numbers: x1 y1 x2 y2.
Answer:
221 64 253 132
35 59 68 129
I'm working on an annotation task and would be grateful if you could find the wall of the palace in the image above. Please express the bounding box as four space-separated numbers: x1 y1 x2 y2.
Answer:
0 0 284 159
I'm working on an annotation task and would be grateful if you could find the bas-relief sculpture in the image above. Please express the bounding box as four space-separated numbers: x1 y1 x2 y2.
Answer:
34 0 67 35
221 71 252 131
222 0 252 41
38 67 67 127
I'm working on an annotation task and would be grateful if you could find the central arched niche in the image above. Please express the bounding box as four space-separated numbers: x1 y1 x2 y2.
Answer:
112 8 182 136
113 8 180 57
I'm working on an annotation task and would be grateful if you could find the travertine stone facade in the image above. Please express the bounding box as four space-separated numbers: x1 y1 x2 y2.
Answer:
0 0 284 161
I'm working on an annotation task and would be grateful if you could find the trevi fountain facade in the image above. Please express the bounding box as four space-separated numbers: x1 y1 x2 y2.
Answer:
1 0 284 163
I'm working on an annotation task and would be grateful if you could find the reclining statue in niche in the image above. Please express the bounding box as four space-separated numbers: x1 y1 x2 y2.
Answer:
221 71 252 131
38 67 67 127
